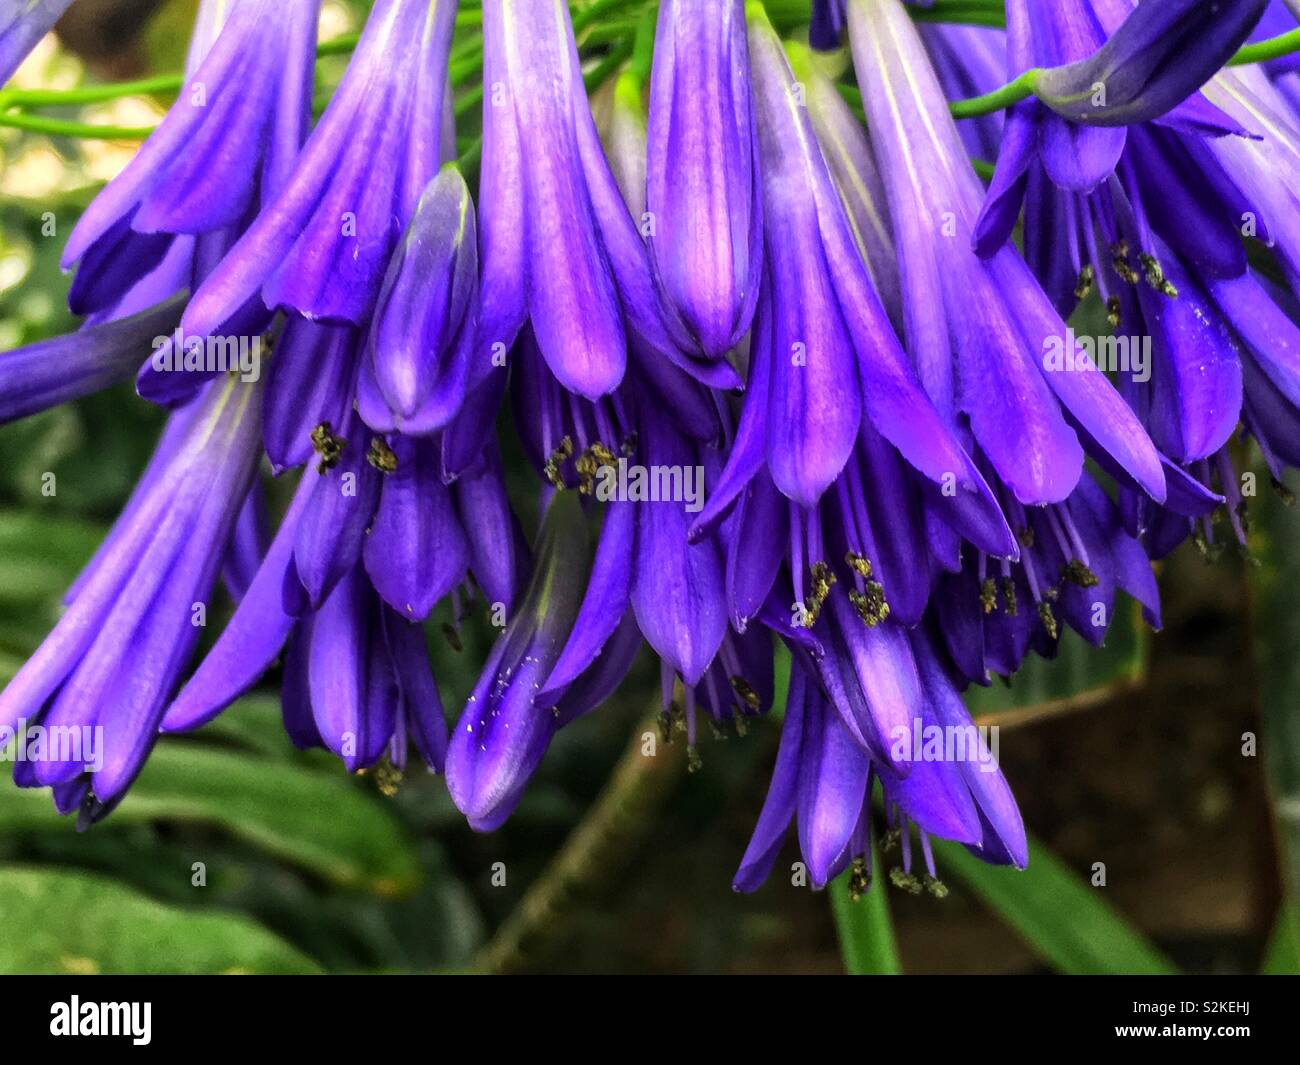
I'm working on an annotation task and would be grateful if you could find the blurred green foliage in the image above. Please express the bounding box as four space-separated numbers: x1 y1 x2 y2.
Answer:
0 0 1295 977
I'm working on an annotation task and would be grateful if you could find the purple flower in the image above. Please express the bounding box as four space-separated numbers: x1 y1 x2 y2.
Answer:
733 641 1026 893
475 0 731 401
1201 63 1300 291
934 471 1164 683
62 0 319 325
706 7 1004 516
0 296 184 425
976 0 1261 265
969 1 1300 559
161 416 526 777
917 21 1008 161
846 0 1166 510
0 375 263 818
645 0 762 362
363 434 471 621
357 165 476 436
809 0 848 51
1030 0 1268 127
512 324 761 751
261 319 360 472
180 0 455 338
281 563 448 775
447 491 643 830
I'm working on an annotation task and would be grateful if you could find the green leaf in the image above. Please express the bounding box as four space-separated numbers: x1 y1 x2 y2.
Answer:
829 842 902 974
1250 482 1300 892
196 693 307 758
0 509 103 606
933 833 1178 974
0 741 421 895
1262 902 1300 974
0 866 320 974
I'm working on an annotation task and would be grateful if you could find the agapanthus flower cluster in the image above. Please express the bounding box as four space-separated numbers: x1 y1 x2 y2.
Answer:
1 0 1296 895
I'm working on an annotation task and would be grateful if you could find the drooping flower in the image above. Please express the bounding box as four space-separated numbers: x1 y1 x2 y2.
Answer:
0 374 263 819
180 0 456 339
0 296 184 426
733 641 1026 893
1029 0 1268 128
62 0 320 328
704 6 1007 516
970 0 1300 559
502 323 767 769
847 0 1166 510
446 491 644 830
828 0 1176 660
161 417 527 745
644 0 762 363
280 563 449 777
475 0 734 402
916 20 1008 161
357 164 476 437
933 470 1163 684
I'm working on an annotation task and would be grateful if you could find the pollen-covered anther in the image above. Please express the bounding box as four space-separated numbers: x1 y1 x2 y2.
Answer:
844 551 873 579
543 435 575 489
1110 241 1140 285
366 436 399 474
848 857 871 901
575 441 617 494
1074 263 1095 301
1001 577 1019 617
1017 527 1035 549
849 581 890 627
1106 296 1122 329
803 561 837 627
980 576 998 614
889 868 923 895
374 756 402 797
1138 252 1178 297
923 875 949 899
1272 478 1296 507
1061 559 1100 588
310 421 346 472
1038 599 1059 640
686 745 704 774
730 675 761 711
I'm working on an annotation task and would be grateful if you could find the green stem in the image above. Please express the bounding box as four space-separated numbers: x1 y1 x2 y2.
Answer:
473 707 686 975
949 68 1040 120
0 112 156 140
1230 27 1300 66
951 29 1300 120
0 74 182 110
0 33 362 113
829 842 902 975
